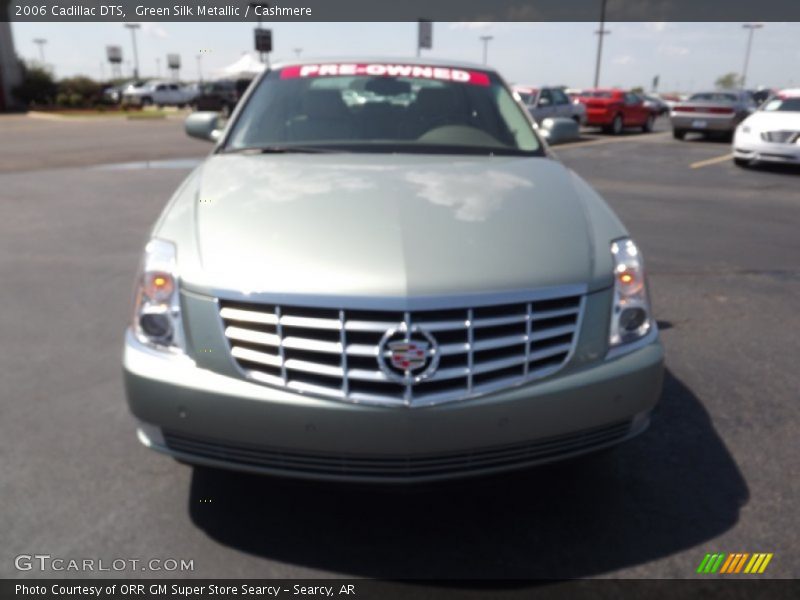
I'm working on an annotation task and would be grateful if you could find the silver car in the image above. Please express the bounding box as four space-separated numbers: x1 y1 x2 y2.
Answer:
671 90 756 140
124 59 663 483
514 85 587 125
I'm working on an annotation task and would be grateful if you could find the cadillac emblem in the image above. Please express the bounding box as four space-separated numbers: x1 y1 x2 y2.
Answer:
377 325 439 385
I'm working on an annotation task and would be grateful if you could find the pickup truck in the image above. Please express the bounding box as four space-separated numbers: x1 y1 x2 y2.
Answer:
122 80 197 107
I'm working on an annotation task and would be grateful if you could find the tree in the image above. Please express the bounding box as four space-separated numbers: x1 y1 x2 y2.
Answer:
715 72 741 89
12 60 57 107
58 76 103 107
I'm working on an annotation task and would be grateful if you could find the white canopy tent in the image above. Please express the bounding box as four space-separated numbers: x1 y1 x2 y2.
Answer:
214 53 266 79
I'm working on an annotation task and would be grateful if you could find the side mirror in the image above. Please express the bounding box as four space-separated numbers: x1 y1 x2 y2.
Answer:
185 112 221 142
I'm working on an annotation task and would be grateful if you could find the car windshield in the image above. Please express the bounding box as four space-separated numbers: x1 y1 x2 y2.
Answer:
224 63 542 155
761 97 800 112
689 92 737 103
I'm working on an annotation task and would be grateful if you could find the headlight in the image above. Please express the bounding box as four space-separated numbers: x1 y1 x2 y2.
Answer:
131 238 184 351
608 238 653 350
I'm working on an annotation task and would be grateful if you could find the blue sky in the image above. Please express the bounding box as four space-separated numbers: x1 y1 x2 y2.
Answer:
10 22 800 91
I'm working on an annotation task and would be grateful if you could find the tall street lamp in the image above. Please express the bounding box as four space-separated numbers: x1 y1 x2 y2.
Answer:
741 23 763 89
479 35 493 65
124 23 141 79
33 38 47 64
196 54 203 83
593 0 610 88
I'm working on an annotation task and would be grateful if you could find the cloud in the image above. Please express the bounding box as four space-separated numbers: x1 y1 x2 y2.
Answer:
658 45 690 57
141 23 168 39
449 22 492 31
644 22 668 33
613 55 634 65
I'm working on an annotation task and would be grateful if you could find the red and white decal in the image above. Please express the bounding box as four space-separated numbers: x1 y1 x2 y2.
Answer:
280 63 490 86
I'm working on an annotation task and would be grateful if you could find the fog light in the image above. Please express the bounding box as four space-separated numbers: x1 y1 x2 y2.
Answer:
139 311 173 341
619 307 647 332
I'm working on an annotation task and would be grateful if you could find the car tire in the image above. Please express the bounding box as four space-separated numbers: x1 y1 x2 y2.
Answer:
642 114 655 133
609 114 623 135
672 128 686 140
141 97 153 107
733 157 750 168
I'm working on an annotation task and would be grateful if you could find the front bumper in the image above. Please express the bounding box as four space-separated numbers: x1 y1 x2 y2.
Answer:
733 135 800 164
124 326 664 483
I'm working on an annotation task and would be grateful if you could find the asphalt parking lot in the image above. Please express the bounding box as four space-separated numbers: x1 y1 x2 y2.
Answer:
1 113 798 580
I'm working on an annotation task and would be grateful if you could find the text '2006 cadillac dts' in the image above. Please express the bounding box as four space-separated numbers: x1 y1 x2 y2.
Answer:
123 59 664 483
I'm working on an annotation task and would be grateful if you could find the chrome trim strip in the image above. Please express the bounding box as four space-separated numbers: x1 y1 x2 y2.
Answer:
339 309 349 397
198 283 590 311
274 306 287 383
466 308 474 393
219 306 278 325
224 326 280 346
230 346 282 367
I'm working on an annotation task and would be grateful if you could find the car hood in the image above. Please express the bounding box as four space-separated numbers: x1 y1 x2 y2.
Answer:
743 111 800 130
158 154 623 300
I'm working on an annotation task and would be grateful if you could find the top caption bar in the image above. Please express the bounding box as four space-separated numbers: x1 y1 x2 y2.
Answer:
5 0 800 22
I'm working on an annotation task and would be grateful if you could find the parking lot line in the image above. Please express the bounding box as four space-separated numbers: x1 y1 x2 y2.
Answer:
557 131 670 150
689 153 733 169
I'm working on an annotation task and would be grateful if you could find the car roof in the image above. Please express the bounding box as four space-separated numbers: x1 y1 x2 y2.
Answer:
269 56 492 72
778 88 800 97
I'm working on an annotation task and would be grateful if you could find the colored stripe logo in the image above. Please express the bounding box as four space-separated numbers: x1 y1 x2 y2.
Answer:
697 553 773 574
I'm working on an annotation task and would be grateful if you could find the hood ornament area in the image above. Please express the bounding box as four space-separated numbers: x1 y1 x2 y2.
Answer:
377 324 440 386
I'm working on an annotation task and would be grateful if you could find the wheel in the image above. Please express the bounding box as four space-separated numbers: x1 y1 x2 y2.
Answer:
141 97 153 107
608 114 623 135
672 128 686 140
642 114 655 133
733 157 750 168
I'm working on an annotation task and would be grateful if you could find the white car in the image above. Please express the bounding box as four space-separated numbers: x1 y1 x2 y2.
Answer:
122 80 196 107
733 89 800 167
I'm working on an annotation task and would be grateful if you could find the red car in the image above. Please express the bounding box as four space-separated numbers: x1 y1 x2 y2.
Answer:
576 89 656 134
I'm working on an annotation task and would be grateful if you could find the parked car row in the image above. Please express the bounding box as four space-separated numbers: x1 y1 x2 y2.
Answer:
669 90 757 140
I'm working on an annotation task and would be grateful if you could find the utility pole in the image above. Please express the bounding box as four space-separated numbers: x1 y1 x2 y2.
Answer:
741 23 763 89
156 57 161 78
479 35 493 65
33 38 47 64
593 0 610 88
124 24 141 79
196 54 203 83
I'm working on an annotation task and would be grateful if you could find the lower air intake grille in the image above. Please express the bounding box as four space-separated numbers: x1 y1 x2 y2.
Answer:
164 420 632 480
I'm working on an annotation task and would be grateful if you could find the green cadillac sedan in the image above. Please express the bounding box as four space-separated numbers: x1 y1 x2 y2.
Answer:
124 59 663 482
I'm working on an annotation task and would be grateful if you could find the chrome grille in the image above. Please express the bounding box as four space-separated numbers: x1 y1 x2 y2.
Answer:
760 130 800 144
218 291 584 407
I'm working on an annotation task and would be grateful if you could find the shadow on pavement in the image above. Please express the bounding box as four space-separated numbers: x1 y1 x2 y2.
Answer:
188 369 747 579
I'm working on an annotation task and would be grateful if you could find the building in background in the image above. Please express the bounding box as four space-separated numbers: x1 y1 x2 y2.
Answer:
0 2 23 111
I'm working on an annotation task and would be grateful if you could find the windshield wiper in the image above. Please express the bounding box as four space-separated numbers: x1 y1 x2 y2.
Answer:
220 145 339 154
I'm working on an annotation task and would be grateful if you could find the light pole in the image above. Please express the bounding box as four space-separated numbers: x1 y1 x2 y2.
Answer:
741 23 763 89
33 38 47 64
294 48 303 58
593 0 610 88
196 54 203 83
479 35 493 65
156 57 161 78
124 23 141 79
